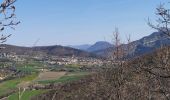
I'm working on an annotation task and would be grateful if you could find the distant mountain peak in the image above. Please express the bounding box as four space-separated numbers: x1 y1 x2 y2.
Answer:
93 31 170 58
87 41 113 52
68 44 91 51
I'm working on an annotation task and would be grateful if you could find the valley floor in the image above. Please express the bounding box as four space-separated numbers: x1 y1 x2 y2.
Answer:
0 64 91 100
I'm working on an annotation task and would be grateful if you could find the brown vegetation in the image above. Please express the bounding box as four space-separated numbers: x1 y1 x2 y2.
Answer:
31 46 170 100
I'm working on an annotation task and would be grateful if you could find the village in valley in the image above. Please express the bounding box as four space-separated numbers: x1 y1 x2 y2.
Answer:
1 0 170 100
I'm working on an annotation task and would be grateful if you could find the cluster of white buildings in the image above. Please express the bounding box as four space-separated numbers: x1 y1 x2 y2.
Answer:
0 52 110 67
42 56 105 66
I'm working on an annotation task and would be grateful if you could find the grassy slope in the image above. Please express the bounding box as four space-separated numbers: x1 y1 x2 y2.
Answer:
0 61 43 96
7 72 89 100
8 90 47 100
0 73 38 96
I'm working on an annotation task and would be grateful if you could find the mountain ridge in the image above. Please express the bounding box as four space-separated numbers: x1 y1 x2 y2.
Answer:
0 44 98 58
86 41 113 52
94 31 170 58
68 44 91 51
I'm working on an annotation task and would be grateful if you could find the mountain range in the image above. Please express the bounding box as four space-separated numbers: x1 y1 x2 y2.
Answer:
86 41 113 52
93 31 170 58
68 44 91 51
0 44 98 58
1 31 170 59
69 41 113 52
69 31 170 58
129 31 170 56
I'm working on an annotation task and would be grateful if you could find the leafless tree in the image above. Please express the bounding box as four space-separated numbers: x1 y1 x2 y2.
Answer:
148 3 170 37
0 0 20 44
145 3 170 99
112 27 121 60
148 3 170 79
126 34 131 55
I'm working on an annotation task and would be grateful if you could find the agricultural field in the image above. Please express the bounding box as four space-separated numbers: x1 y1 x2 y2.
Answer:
38 72 90 84
16 61 47 72
5 71 89 100
0 72 38 97
37 71 66 81
50 64 82 72
0 61 43 98
0 60 92 100
8 90 47 100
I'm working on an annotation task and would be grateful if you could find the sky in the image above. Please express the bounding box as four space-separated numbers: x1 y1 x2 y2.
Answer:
4 0 169 46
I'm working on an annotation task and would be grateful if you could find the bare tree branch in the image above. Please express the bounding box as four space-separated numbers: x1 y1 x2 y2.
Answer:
0 0 19 44
148 3 170 37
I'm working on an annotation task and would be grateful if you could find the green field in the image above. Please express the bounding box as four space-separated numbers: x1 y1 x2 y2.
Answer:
16 61 46 72
0 60 91 99
0 73 38 96
6 72 89 100
50 64 86 72
16 61 44 68
0 61 44 97
8 90 47 100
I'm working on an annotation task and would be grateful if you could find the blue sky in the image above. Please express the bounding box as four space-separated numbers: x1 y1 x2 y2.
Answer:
5 0 169 46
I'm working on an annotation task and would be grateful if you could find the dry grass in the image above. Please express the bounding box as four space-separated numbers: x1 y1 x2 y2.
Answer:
37 71 66 81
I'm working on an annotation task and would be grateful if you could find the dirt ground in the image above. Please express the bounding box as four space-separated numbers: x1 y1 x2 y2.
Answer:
17 82 31 88
37 71 66 81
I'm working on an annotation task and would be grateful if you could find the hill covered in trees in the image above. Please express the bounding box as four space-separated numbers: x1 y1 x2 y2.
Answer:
0 44 98 58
